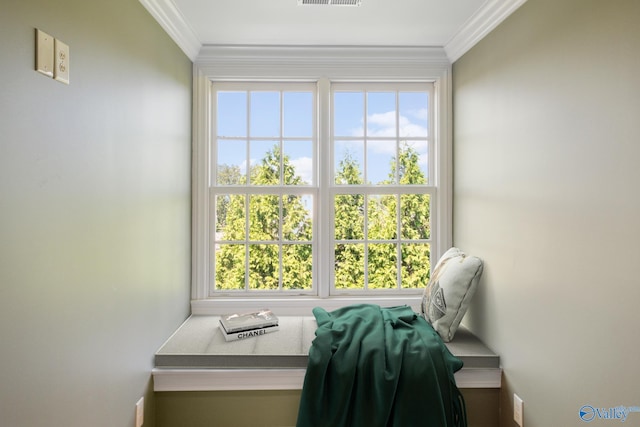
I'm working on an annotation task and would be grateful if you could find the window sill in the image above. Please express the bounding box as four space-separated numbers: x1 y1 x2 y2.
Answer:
190 295 424 316
153 314 501 391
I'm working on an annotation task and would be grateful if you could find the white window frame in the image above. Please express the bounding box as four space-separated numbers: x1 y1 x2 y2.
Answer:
191 46 452 315
210 81 318 297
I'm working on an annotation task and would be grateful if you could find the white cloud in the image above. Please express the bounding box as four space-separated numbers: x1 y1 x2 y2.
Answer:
367 111 397 137
291 156 314 184
350 111 428 144
407 108 428 121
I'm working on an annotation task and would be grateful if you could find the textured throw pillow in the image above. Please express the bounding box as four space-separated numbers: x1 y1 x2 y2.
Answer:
421 247 483 342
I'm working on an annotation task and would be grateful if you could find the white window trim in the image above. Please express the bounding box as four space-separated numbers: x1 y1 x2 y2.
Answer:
191 46 452 315
152 368 502 391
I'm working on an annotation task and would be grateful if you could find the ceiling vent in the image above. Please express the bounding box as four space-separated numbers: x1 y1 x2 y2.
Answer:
298 0 362 6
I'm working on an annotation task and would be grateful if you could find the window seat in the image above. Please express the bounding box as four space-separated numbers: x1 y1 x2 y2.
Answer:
153 315 501 391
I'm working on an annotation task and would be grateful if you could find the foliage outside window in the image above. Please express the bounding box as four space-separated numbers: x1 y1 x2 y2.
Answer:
211 82 434 296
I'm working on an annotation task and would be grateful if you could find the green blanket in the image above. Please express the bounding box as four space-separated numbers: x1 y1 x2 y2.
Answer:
296 304 467 427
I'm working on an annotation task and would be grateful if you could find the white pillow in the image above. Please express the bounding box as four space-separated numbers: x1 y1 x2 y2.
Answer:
421 247 483 342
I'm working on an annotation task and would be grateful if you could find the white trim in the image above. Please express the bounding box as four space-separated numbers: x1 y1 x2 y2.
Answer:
317 77 332 299
138 0 201 61
191 46 452 313
454 368 503 389
444 0 529 63
191 295 423 315
191 66 211 300
152 367 501 391
152 368 307 391
434 67 453 254
194 45 450 79
196 45 450 65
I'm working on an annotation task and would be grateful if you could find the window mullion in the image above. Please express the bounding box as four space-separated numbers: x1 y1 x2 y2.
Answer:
244 91 251 291
318 77 331 298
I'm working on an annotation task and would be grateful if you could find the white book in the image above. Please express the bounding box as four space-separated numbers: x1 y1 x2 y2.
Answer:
220 324 280 342
219 309 279 333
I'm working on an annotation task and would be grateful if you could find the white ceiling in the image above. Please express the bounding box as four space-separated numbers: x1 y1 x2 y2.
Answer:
139 0 527 62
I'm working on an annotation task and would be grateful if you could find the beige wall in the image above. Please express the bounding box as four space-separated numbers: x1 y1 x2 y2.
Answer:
0 1 192 426
453 0 640 426
155 388 498 427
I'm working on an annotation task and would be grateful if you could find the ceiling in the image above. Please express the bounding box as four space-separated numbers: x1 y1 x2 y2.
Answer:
139 0 527 62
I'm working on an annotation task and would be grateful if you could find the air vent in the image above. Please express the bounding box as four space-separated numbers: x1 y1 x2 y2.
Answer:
298 0 362 6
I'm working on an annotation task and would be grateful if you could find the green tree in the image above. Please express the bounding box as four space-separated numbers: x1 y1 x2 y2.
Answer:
334 153 365 289
216 142 430 292
215 164 243 233
215 145 312 291
366 142 431 289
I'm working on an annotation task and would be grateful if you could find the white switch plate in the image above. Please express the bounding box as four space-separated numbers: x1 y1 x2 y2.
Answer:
36 29 54 77
514 393 523 426
135 397 144 427
54 39 70 84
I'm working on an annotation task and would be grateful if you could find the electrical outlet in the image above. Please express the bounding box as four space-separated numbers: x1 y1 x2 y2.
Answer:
54 39 70 84
135 397 144 427
514 393 523 426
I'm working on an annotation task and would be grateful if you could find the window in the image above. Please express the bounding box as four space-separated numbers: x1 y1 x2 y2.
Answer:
331 84 433 294
192 47 452 314
212 83 316 294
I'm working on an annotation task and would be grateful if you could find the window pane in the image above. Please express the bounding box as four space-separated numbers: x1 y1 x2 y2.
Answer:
334 194 364 240
284 92 313 137
399 92 428 137
334 243 364 289
368 194 397 240
250 92 280 137
284 140 313 185
215 244 246 291
400 243 430 289
217 91 246 137
367 92 396 137
368 243 397 289
248 244 280 290
334 140 364 185
250 140 280 185
283 194 313 241
215 194 246 239
398 141 428 185
283 244 312 290
248 195 280 241
367 139 396 184
334 92 364 137
217 140 247 185
400 193 430 239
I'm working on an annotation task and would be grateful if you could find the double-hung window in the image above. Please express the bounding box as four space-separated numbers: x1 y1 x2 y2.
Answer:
212 83 317 294
330 83 433 295
192 47 452 314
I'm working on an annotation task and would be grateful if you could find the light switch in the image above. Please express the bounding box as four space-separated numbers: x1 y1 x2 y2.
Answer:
54 39 70 84
36 29 54 77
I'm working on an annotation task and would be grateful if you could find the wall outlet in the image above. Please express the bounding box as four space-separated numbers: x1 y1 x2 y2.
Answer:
514 393 523 426
135 397 144 427
54 39 70 84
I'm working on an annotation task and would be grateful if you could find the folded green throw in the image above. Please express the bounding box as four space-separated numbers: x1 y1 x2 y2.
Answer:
296 304 467 427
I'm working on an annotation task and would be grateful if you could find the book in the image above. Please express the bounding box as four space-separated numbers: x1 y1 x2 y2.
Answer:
220 324 280 342
219 309 279 334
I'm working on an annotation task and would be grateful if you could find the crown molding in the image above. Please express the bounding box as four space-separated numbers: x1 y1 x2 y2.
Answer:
192 45 452 81
444 0 528 63
139 0 201 61
196 45 450 66
140 0 527 64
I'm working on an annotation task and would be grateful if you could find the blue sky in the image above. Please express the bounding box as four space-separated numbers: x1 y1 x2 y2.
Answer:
216 90 429 185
